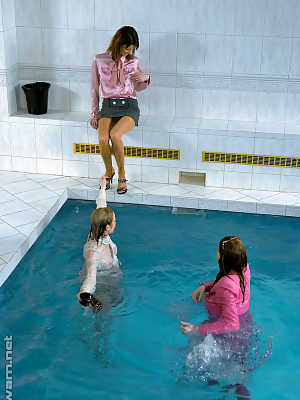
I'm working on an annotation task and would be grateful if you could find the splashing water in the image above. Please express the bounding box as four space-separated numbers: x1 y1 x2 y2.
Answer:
182 319 272 384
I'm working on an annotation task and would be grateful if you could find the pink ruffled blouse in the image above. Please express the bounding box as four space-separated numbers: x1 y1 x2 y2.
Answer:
91 52 150 118
199 264 251 335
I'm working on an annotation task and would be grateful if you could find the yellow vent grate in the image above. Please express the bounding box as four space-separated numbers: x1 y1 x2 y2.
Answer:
202 151 300 168
73 143 180 160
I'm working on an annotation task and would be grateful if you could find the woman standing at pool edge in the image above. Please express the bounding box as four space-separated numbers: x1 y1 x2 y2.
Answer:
90 26 150 194
180 236 251 335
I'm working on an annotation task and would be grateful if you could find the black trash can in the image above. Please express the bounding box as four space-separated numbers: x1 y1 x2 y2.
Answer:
22 82 51 115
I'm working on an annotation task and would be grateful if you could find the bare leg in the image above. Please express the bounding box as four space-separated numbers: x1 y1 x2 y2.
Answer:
109 116 135 191
98 118 116 179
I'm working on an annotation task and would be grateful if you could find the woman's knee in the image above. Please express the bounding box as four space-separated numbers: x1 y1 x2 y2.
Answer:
110 130 123 143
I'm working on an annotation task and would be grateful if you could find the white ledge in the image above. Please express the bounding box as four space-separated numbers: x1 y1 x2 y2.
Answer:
6 111 300 137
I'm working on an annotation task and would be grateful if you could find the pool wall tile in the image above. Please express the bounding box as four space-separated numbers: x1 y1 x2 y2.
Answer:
68 187 88 200
286 205 300 217
171 196 199 209
86 189 98 201
0 232 27 255
198 198 228 211
106 190 116 203
256 203 286 216
143 194 171 207
113 192 143 205
227 200 257 214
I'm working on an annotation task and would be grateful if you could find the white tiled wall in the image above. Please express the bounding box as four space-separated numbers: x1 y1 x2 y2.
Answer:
7 0 300 119
1 0 16 30
0 32 4 69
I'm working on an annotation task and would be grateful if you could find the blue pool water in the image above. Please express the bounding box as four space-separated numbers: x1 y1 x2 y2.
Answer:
1 200 300 400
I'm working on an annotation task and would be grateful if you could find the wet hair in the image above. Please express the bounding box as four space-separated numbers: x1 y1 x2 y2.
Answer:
213 236 248 302
107 26 139 62
89 207 114 243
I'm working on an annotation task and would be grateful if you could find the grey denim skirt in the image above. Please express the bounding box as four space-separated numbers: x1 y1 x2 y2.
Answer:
99 98 140 126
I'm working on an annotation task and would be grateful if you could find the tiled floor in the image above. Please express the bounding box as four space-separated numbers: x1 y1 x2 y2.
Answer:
1 169 300 287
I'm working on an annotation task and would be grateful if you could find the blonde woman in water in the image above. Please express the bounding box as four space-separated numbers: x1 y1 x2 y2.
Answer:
77 176 121 311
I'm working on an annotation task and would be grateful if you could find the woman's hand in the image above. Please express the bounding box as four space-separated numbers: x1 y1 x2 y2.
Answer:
192 285 205 304
77 292 103 312
90 117 98 130
130 71 150 83
179 321 199 336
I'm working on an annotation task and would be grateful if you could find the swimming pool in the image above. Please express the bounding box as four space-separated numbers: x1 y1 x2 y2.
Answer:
1 200 299 399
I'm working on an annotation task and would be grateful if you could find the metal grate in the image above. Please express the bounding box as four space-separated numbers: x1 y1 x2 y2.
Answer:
202 151 300 168
73 143 180 160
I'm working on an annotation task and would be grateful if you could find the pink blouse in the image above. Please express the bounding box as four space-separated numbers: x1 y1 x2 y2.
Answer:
91 52 150 118
199 264 251 335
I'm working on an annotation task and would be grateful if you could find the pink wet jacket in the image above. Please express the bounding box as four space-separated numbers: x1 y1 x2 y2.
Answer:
91 52 150 118
198 264 251 336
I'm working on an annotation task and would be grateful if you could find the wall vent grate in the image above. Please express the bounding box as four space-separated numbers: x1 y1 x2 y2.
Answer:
73 143 180 160
202 151 300 168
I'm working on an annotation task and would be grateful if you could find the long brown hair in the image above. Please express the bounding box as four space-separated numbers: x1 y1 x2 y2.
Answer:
107 26 139 62
89 207 114 243
213 236 248 302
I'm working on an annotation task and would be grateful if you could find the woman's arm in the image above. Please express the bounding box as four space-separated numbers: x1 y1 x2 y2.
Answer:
180 287 239 336
191 280 214 303
198 288 239 335
199 280 215 292
96 177 107 209
77 244 103 311
79 251 98 295
131 60 150 91
91 56 100 119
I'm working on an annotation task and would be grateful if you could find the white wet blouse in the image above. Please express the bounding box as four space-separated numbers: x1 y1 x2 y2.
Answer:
79 188 121 294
